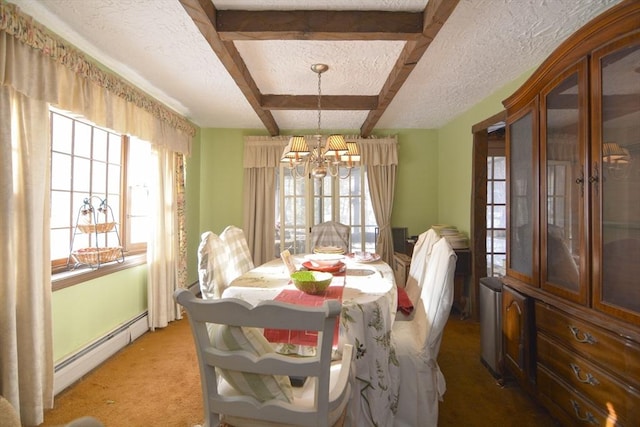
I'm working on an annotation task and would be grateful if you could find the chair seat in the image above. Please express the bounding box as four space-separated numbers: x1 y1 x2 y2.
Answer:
220 362 351 427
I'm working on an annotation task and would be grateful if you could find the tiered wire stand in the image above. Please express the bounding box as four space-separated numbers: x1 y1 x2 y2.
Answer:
67 196 125 270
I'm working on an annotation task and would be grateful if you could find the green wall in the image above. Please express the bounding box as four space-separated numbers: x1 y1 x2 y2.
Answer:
373 129 439 237
52 265 147 362
193 129 440 241
436 69 535 235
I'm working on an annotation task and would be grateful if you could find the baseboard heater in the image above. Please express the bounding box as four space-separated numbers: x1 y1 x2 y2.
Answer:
53 311 149 395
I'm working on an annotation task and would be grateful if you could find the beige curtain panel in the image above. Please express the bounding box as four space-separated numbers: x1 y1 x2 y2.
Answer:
1 3 195 423
243 137 288 265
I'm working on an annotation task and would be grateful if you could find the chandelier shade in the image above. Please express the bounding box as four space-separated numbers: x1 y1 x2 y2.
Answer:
282 136 310 161
602 142 630 164
280 64 359 179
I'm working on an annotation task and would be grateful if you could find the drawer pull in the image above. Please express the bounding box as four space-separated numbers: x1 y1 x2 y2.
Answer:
570 399 598 425
570 363 600 386
569 325 597 344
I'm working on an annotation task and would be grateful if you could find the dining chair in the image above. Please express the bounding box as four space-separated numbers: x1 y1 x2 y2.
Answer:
174 289 354 427
392 237 457 427
220 225 255 282
402 228 440 313
198 231 231 299
310 221 351 253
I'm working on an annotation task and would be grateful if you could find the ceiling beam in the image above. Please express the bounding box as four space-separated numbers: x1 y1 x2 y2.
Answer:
262 95 378 110
182 1 460 137
360 0 460 136
216 10 423 41
179 0 280 135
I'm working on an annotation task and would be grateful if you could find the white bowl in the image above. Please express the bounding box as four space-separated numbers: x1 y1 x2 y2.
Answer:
304 253 344 267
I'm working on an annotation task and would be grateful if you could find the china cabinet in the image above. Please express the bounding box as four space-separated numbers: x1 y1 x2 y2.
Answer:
501 1 640 425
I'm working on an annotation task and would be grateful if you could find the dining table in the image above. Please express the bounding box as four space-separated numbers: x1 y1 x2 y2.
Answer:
221 253 400 427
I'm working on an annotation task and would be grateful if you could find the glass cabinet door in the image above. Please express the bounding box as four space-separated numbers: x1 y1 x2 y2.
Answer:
540 61 588 304
592 35 640 322
507 105 538 285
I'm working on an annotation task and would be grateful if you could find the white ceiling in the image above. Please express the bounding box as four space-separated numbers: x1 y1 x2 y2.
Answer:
7 0 623 133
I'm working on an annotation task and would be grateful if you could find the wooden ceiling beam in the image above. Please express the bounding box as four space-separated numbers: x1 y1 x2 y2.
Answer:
181 0 461 137
216 10 423 41
262 95 378 110
360 0 460 136
179 0 280 135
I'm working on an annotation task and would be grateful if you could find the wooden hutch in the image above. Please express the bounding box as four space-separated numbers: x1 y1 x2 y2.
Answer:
500 1 640 425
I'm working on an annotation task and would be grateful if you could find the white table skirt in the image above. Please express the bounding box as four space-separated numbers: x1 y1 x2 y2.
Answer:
222 255 400 427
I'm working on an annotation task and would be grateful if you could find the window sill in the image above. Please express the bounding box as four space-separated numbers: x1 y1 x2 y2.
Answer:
52 254 147 292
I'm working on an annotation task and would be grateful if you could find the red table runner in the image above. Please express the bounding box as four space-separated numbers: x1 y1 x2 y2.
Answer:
263 285 344 347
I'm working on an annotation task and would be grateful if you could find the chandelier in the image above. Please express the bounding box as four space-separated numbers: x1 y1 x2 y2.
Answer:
280 64 361 179
602 141 632 180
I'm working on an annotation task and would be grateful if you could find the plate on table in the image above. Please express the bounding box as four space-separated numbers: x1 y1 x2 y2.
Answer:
302 261 345 273
313 246 345 255
347 252 381 263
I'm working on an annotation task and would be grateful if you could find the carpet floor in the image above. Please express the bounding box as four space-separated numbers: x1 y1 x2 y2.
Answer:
40 313 556 426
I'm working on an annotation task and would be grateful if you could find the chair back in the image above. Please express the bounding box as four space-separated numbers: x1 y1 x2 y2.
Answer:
310 221 351 253
404 228 439 307
220 225 255 282
420 237 457 358
174 289 352 427
197 231 230 299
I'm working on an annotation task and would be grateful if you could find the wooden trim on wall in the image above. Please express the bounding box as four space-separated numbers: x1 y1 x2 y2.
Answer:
470 110 506 320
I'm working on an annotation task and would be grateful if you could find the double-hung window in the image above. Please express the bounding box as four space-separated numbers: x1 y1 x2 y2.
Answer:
49 108 151 277
275 165 377 255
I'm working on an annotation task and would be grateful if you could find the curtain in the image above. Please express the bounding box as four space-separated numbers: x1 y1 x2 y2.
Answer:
147 147 183 330
1 4 194 422
0 85 54 426
243 137 288 266
361 137 398 266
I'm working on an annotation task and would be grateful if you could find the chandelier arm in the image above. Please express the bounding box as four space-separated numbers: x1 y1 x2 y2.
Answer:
338 166 353 180
293 162 307 180
326 162 341 178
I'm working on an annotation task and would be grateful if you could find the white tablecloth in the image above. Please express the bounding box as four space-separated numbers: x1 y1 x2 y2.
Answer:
222 255 400 427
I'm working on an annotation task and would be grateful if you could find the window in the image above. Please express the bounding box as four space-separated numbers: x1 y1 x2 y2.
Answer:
49 108 151 273
486 153 506 276
275 165 377 255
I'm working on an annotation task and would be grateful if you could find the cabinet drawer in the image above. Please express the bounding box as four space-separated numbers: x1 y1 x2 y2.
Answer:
537 364 620 426
537 333 640 425
535 301 640 387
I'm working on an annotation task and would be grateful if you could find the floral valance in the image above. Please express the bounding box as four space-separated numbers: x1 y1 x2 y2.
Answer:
0 2 195 154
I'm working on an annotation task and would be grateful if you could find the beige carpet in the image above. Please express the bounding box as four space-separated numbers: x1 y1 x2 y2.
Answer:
40 313 555 426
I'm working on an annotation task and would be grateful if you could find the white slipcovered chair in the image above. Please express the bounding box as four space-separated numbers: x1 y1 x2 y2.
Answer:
310 221 351 253
174 289 353 427
401 228 440 314
197 231 231 299
220 225 255 282
392 237 457 426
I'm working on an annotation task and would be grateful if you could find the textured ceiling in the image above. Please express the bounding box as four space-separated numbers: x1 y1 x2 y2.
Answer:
7 0 624 133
